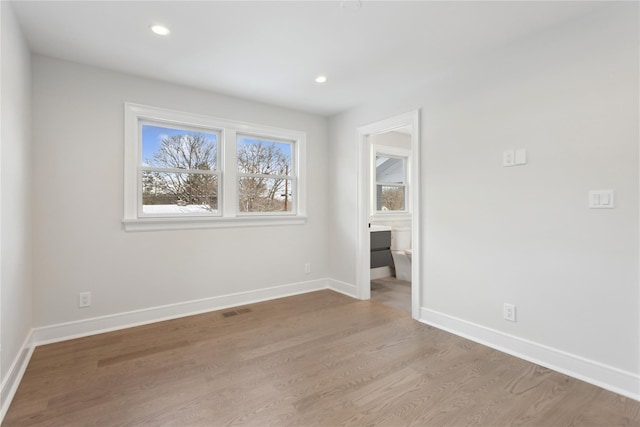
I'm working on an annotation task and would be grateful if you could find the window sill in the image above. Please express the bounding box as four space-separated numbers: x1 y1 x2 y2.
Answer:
122 215 307 232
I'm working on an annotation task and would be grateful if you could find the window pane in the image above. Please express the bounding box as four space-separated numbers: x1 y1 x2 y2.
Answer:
378 185 405 211
237 136 292 176
376 156 404 184
239 177 293 212
142 171 218 214
142 124 217 170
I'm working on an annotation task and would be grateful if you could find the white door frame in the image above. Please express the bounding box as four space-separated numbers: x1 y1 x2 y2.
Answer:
356 110 421 319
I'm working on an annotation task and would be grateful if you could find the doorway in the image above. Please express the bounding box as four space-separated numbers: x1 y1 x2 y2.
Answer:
356 111 420 319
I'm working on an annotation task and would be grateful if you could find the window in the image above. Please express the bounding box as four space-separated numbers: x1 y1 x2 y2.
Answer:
375 155 407 212
237 135 295 213
141 123 220 216
371 146 410 217
123 103 306 231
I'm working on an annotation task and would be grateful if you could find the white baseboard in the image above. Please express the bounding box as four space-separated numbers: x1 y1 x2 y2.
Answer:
32 278 330 346
1 331 34 422
419 307 640 401
327 278 358 298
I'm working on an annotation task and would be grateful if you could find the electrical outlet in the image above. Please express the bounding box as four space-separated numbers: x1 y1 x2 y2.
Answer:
304 263 311 274
503 303 516 322
79 292 91 308
503 150 515 167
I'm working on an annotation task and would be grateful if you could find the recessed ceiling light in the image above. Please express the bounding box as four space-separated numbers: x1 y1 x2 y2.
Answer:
315 75 327 84
340 0 362 10
150 24 170 36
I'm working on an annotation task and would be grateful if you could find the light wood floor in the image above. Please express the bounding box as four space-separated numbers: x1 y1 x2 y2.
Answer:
4 290 639 426
371 277 411 314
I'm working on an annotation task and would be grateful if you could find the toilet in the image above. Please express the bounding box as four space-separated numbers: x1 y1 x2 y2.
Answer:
391 227 412 282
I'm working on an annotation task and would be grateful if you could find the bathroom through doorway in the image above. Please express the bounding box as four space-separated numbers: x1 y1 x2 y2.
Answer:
356 111 420 319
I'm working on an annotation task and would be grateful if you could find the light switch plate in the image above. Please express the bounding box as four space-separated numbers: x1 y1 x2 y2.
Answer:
589 190 614 209
515 148 527 165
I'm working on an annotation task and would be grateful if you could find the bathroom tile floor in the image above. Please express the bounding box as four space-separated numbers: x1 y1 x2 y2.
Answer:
370 276 411 314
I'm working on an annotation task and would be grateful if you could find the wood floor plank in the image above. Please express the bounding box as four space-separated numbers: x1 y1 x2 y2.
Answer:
4 290 639 426
371 277 412 314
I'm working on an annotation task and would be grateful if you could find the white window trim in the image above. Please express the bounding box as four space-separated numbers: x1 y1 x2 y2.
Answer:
371 144 411 220
123 103 307 231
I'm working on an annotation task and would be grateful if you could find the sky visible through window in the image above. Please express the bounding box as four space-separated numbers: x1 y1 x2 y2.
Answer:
142 124 218 165
237 136 292 163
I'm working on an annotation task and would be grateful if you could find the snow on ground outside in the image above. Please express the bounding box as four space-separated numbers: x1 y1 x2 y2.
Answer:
142 204 214 214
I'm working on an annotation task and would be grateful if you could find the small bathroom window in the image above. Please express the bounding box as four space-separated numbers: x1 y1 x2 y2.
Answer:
375 153 408 213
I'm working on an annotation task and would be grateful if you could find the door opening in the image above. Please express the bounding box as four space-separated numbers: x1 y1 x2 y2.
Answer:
356 111 420 319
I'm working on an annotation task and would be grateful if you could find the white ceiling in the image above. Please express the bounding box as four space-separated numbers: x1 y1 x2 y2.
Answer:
12 1 603 116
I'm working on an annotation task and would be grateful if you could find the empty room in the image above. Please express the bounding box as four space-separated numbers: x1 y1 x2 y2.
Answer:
1 1 639 425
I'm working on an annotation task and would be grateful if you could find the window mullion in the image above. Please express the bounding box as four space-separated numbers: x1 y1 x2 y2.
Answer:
141 166 217 175
237 173 292 180
223 129 237 217
376 182 407 188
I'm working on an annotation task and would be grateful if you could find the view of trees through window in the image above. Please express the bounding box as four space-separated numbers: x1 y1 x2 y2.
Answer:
140 125 295 215
141 124 219 214
237 136 293 213
379 185 405 211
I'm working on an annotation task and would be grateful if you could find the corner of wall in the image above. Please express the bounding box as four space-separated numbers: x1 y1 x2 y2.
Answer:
0 331 34 422
1 0 35 421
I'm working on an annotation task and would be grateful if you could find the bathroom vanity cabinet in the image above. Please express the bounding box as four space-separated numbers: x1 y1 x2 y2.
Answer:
370 230 393 268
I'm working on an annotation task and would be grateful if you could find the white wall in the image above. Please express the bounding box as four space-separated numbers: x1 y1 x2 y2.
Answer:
329 2 639 392
31 56 329 327
1 0 33 409
370 131 411 151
